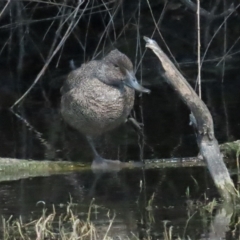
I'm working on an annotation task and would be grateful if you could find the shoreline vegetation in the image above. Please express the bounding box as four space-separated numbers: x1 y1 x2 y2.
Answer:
0 196 226 240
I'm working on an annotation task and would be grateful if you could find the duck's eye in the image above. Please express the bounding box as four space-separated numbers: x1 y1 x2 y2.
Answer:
113 63 119 68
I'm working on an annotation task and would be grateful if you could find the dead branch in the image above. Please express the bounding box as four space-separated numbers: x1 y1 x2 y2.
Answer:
144 36 238 202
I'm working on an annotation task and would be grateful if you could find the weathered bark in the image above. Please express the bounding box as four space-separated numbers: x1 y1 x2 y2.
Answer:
0 158 143 182
143 37 238 202
0 158 87 182
220 140 240 160
0 154 237 184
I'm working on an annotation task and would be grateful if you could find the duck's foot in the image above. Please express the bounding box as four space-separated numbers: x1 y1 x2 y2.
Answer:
91 156 122 172
91 156 143 172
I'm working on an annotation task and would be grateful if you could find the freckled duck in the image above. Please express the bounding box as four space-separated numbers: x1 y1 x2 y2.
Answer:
61 49 150 168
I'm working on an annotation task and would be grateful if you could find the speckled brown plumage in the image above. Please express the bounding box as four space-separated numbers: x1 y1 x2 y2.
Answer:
61 50 135 136
61 49 150 166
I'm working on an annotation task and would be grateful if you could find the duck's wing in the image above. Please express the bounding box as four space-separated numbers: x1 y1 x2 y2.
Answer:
61 61 97 94
60 66 85 94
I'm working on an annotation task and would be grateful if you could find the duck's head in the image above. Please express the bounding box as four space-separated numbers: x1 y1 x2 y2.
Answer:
97 49 150 94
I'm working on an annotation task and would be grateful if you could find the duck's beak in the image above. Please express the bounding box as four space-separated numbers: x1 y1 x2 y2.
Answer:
124 71 151 94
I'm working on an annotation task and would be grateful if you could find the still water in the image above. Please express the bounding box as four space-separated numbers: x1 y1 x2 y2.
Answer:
0 166 217 239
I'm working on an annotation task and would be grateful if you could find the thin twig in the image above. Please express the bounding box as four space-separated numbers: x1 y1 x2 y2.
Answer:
0 0 11 18
180 0 234 20
11 0 88 108
196 0 201 98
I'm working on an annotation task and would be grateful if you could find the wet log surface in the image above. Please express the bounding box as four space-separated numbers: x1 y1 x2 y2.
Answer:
0 158 87 182
144 37 238 202
0 153 237 184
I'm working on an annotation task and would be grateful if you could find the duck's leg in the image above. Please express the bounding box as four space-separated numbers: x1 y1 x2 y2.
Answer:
86 136 122 170
86 136 103 162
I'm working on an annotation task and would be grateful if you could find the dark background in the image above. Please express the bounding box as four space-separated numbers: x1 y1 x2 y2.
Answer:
0 0 239 161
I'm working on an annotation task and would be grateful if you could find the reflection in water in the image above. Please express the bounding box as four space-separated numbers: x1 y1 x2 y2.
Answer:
0 165 227 239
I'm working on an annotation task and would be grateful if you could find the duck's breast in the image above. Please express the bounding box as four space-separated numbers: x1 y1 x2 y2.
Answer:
61 77 134 136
